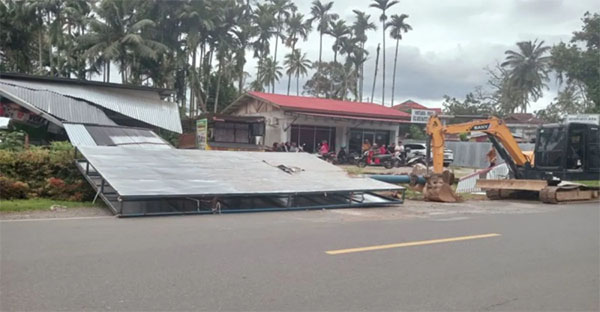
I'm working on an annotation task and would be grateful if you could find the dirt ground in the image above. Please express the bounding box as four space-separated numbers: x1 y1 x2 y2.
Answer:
338 164 477 178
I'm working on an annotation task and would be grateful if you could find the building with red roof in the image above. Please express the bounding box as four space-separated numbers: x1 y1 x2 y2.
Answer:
392 100 442 114
221 92 410 153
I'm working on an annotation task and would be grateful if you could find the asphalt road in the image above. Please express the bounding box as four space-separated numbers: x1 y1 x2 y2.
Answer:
1 201 598 311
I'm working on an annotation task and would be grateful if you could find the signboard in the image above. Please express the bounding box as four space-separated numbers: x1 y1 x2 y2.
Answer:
411 109 436 124
196 118 208 150
565 114 600 125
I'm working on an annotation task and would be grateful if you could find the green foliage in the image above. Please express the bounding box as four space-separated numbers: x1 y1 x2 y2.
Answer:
0 198 103 212
441 90 497 122
550 12 600 112
205 73 238 113
408 125 427 140
535 81 593 122
49 141 74 151
0 143 93 200
0 130 26 151
156 129 180 147
459 133 469 141
304 61 356 99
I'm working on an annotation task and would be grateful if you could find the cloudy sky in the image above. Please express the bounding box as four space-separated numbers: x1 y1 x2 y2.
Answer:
244 0 596 111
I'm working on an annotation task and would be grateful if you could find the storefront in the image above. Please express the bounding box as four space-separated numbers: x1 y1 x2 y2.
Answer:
222 92 411 152
178 114 266 150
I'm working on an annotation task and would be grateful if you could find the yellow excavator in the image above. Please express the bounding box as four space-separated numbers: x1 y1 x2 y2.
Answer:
422 115 599 203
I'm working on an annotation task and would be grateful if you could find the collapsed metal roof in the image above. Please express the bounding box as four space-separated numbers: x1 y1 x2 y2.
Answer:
0 78 182 133
76 147 403 216
0 82 116 126
64 123 172 149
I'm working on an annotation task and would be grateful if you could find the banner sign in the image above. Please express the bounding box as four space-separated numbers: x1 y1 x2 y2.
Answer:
565 114 599 125
411 109 436 124
196 118 208 150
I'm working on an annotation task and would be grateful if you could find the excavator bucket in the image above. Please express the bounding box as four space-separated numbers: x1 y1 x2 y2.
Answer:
423 173 461 203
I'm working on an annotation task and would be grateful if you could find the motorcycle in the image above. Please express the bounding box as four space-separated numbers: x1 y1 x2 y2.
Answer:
317 151 336 162
356 151 395 169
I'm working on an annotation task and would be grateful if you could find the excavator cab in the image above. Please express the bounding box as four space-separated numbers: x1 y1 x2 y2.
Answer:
532 123 599 180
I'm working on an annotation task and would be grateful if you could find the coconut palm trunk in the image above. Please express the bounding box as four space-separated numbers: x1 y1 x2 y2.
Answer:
381 15 386 106
319 31 323 64
190 48 197 117
38 32 43 70
370 44 380 103
214 58 223 113
287 72 292 95
391 37 399 106
296 71 300 96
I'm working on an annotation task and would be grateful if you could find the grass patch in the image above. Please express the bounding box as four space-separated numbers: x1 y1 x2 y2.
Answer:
341 165 365 175
0 198 104 212
576 180 600 187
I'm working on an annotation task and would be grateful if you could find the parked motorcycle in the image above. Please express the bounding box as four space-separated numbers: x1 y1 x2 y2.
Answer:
317 152 336 162
356 151 395 169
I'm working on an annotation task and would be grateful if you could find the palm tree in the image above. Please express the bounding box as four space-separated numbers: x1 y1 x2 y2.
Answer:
79 0 167 83
284 49 312 95
256 57 282 93
309 0 338 65
269 0 296 67
501 39 551 113
179 0 216 116
327 20 351 63
252 3 276 59
352 10 376 102
387 13 412 107
285 12 311 59
370 0 398 106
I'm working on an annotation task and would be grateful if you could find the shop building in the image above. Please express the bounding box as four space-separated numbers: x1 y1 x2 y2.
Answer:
222 92 411 153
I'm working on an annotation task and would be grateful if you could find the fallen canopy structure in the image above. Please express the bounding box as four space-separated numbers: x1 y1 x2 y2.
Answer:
75 146 404 216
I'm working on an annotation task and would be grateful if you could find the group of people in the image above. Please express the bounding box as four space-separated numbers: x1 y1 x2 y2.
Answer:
361 139 404 165
271 142 302 152
271 140 332 155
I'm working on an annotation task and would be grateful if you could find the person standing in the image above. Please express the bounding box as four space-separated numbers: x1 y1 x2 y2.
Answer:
487 146 497 167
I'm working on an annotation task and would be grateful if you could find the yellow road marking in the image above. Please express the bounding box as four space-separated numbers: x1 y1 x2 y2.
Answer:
326 233 501 255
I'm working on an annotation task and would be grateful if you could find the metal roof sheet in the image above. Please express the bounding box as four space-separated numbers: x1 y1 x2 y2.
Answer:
0 82 116 126
64 123 172 149
0 78 182 133
77 146 400 198
224 91 411 120
63 124 97 146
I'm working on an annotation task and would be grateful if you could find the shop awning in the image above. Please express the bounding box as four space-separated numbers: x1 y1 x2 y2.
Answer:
290 112 411 123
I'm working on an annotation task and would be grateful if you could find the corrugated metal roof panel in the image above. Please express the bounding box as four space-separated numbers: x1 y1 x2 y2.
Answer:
0 79 182 133
77 146 400 198
0 82 116 126
64 123 97 146
64 123 172 149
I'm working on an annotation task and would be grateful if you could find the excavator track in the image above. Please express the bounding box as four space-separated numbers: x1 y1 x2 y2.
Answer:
539 185 599 204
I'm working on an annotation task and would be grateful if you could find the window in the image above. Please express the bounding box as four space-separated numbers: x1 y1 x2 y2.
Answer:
535 127 565 168
212 122 251 144
290 125 336 153
587 126 599 170
348 129 390 153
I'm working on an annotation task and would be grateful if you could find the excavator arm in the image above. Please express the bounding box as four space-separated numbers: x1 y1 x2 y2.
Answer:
426 116 531 174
